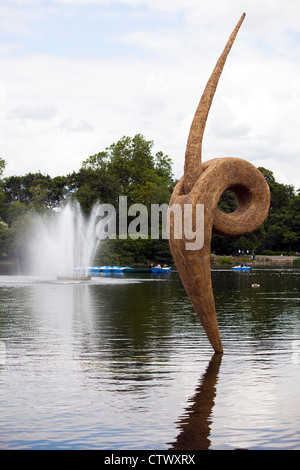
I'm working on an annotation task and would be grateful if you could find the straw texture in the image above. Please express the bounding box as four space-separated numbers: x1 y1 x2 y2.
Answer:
168 13 270 353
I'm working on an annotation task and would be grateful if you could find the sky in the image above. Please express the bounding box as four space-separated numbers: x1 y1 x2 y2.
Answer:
1 0 300 191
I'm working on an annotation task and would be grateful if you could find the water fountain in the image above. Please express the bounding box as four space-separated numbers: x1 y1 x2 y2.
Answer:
28 201 100 280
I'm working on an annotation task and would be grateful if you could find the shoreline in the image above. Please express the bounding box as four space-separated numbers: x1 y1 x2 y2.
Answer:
211 254 299 268
1 255 299 274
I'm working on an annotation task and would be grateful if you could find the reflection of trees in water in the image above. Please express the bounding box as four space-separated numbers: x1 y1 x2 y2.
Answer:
82 275 197 385
88 274 193 354
169 353 222 450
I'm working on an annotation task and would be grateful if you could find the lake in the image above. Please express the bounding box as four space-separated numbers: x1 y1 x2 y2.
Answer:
0 267 299 450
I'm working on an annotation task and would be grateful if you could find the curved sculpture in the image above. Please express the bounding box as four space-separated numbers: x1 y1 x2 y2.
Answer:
168 13 270 354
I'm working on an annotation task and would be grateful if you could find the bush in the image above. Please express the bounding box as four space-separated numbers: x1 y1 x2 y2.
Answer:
260 250 296 256
219 255 235 265
94 236 173 266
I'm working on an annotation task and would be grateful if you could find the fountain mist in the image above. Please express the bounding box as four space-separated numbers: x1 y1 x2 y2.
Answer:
28 202 100 279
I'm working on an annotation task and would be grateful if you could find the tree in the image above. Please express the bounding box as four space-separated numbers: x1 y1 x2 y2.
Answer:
130 181 171 207
217 190 238 214
0 158 9 256
258 167 294 211
257 167 299 253
282 231 299 253
154 151 174 184
74 134 174 212
264 224 285 251
80 135 175 264
6 201 28 227
67 167 120 213
0 158 5 177
95 134 174 201
0 221 10 257
2 173 66 213
81 151 108 172
107 134 156 195
288 194 300 235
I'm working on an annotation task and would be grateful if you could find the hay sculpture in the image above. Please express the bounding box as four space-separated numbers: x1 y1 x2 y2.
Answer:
168 13 270 354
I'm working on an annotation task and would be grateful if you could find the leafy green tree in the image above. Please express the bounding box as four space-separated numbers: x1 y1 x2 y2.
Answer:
67 167 120 213
247 167 299 253
154 151 174 184
258 167 294 211
107 134 156 195
217 190 238 214
76 134 174 211
1 172 68 218
288 194 300 235
5 212 35 269
0 159 9 256
282 231 299 252
264 223 285 251
0 220 10 257
6 201 28 227
130 181 171 207
81 151 108 172
81 134 173 202
0 158 5 177
95 236 153 266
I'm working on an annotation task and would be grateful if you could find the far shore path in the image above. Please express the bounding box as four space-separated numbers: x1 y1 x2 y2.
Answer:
249 255 298 260
235 254 299 266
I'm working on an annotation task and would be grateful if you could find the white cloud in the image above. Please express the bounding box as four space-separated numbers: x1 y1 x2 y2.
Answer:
0 0 300 190
57 118 93 133
7 105 58 121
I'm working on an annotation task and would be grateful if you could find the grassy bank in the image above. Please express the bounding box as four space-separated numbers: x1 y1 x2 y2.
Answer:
211 254 299 267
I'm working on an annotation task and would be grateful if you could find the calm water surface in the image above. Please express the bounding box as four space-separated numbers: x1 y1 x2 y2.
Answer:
0 268 299 450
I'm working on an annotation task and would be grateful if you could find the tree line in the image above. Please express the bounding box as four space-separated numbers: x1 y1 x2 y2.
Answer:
0 134 299 267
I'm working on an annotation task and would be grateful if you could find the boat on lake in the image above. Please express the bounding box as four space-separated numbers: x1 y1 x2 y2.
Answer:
124 266 171 274
76 265 171 274
150 267 171 273
232 265 251 271
123 267 152 273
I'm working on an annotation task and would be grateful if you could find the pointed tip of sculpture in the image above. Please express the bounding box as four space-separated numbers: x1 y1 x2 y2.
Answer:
237 13 246 27
238 12 246 27
183 12 247 194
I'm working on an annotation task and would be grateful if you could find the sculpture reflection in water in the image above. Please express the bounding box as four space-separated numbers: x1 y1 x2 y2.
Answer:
168 13 270 353
169 354 222 450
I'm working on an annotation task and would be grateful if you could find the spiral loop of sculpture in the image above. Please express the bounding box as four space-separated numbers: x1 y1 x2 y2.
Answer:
168 13 271 353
